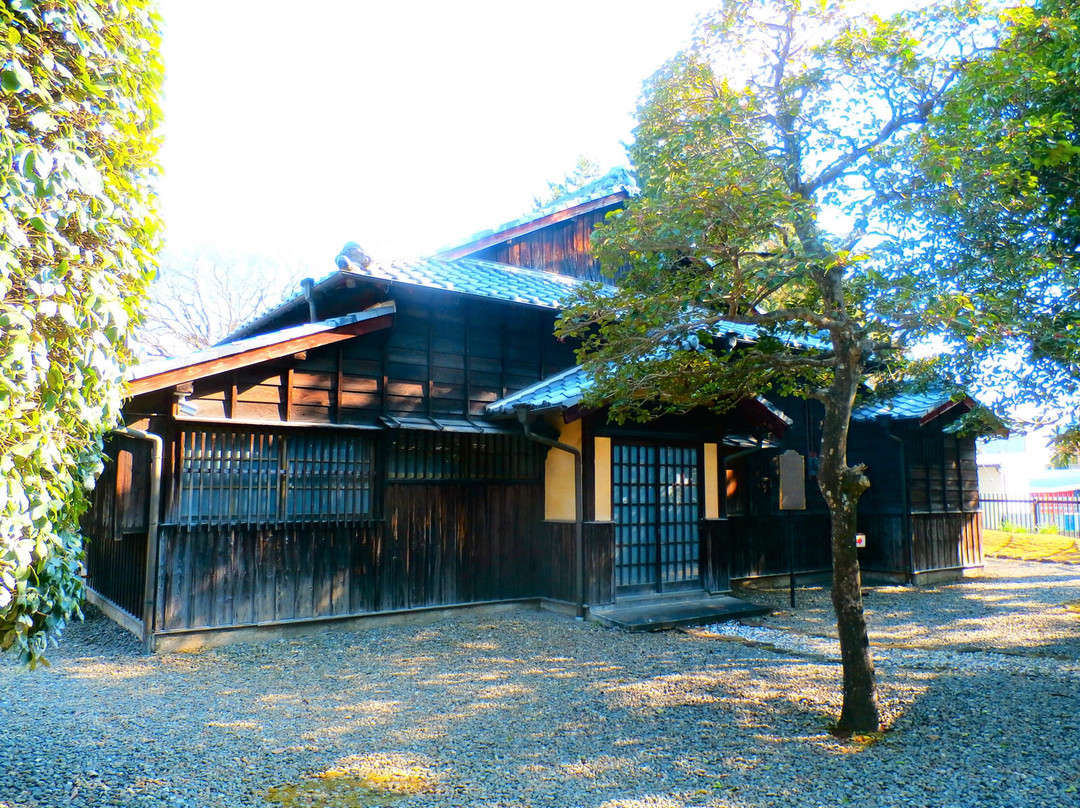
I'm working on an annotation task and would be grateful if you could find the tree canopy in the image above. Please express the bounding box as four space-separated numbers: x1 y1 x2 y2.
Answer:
137 245 306 359
558 0 1077 730
888 0 1080 417
0 0 162 664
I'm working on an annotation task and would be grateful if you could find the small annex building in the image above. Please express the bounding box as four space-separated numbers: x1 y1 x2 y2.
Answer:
84 171 983 650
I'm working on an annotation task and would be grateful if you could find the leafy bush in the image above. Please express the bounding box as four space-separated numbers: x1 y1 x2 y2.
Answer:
998 519 1031 534
0 1 162 664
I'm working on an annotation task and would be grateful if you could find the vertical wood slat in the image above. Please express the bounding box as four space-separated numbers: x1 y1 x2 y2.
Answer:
171 427 375 527
154 476 544 632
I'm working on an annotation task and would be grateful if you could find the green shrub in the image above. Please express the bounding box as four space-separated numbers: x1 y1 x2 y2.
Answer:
998 519 1030 534
0 0 162 664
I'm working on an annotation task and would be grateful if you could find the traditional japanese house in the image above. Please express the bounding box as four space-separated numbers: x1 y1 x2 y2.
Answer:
83 171 983 650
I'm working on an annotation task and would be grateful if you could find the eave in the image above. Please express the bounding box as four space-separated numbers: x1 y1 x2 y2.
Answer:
127 303 396 397
433 191 629 261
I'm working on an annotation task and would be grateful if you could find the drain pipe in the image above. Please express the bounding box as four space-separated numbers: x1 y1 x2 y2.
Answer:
878 416 914 582
300 277 317 322
116 427 163 653
515 406 585 618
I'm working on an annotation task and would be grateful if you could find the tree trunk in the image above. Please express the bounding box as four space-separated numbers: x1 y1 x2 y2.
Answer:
817 347 880 732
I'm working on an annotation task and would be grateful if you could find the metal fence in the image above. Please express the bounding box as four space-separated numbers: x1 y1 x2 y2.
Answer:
980 495 1080 537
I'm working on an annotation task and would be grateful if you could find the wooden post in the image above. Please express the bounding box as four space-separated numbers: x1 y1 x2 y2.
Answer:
778 449 806 608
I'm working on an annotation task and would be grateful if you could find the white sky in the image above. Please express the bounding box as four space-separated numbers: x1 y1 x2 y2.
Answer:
157 1 720 276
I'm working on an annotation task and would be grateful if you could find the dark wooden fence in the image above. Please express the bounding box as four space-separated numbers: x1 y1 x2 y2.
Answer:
725 513 833 581
82 433 153 621
155 481 545 633
981 495 1080 537
539 522 614 607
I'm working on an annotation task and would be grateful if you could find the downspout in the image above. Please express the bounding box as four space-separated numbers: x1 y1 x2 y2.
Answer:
515 406 585 619
300 277 317 323
878 416 913 583
116 427 163 653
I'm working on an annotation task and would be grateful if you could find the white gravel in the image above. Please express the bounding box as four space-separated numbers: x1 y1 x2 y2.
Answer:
2 558 1078 808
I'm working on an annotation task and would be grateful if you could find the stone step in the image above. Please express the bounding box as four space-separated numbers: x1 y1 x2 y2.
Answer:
590 595 769 632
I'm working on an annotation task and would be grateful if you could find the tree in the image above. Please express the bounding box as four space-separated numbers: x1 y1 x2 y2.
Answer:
887 0 1080 419
0 1 162 664
531 154 604 209
557 0 1031 731
136 245 307 359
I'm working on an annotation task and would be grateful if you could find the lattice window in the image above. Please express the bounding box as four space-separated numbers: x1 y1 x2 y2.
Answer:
174 429 374 525
387 431 542 482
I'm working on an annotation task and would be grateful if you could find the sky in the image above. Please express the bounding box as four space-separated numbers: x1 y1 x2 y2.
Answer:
157 1 722 279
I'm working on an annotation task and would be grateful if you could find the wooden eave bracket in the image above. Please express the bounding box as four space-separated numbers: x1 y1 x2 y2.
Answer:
126 312 395 398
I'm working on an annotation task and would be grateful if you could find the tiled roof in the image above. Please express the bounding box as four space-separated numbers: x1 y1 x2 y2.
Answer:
434 167 637 256
487 367 590 416
487 366 795 430
851 390 968 422
129 303 396 381
342 257 592 309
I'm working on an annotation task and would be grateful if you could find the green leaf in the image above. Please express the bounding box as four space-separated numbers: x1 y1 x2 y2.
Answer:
1 63 33 93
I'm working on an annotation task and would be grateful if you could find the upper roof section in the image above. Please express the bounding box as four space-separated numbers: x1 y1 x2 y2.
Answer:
851 390 975 424
433 168 636 263
228 255 591 342
343 256 590 309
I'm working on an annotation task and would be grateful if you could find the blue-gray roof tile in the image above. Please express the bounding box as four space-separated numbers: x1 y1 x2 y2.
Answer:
130 302 396 381
487 367 590 416
344 257 593 309
852 390 966 422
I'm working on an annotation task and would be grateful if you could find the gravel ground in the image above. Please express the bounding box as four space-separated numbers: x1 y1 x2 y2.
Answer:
2 558 1079 808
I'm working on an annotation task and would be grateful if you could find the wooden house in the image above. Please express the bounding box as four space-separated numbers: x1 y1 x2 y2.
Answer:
83 171 983 650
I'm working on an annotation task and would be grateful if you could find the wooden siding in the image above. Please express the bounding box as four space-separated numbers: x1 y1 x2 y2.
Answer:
727 514 833 580
913 511 982 572
180 288 577 427
83 434 152 619
539 522 614 606
468 204 620 282
156 481 545 632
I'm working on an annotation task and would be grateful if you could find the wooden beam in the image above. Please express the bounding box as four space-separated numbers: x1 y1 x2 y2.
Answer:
127 313 394 397
435 194 628 261
229 376 238 419
335 344 344 424
284 369 294 422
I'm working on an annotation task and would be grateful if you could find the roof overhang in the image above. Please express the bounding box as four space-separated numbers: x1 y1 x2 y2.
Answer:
127 303 396 397
918 396 976 426
434 191 629 261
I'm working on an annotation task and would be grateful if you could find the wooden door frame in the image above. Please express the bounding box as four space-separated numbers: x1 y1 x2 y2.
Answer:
610 438 704 596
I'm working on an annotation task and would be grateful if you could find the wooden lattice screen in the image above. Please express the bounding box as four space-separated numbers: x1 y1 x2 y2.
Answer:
171 429 375 525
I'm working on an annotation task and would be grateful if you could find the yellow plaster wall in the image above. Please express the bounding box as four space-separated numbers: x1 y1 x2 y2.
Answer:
703 442 720 519
544 417 582 521
593 437 613 522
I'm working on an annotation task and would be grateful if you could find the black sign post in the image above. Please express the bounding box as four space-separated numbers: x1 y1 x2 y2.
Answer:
778 450 806 608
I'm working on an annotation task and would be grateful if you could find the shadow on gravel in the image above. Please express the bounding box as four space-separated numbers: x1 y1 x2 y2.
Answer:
736 559 1080 658
3 563 1079 808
